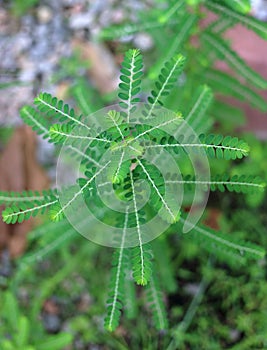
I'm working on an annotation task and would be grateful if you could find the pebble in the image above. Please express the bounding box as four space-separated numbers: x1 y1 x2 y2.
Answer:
69 12 93 30
111 9 125 24
37 6 53 24
133 32 154 51
42 313 61 333
0 250 12 278
251 0 267 21
61 0 86 5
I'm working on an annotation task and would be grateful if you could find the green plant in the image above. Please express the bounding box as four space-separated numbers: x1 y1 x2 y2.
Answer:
1 48 265 334
10 0 40 17
0 291 73 350
100 0 267 133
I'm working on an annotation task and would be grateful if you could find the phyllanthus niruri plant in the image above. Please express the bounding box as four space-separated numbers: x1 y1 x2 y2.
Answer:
1 49 265 331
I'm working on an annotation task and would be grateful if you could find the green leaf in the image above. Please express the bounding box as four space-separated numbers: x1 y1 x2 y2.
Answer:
99 17 180 39
49 123 111 146
207 1 267 40
204 69 267 112
48 202 66 222
2 199 58 224
71 79 103 116
179 216 265 262
3 292 19 331
149 12 197 79
15 316 30 347
49 123 74 144
210 101 245 130
20 106 50 139
34 92 89 130
184 85 213 133
0 189 57 206
104 211 130 332
124 265 138 320
222 0 251 14
144 133 250 160
146 269 169 330
172 174 266 194
118 49 143 122
202 31 267 89
36 333 73 350
146 54 186 117
131 243 153 286
199 133 250 159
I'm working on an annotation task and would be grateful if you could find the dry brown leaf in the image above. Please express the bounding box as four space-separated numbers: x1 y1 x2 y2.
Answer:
0 125 49 258
72 39 119 94
204 208 222 231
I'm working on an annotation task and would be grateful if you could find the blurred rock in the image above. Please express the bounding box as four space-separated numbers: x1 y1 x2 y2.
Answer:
251 0 267 21
69 11 93 30
110 8 125 24
133 32 154 51
42 313 61 333
37 6 53 24
0 86 32 125
0 250 12 277
62 0 86 5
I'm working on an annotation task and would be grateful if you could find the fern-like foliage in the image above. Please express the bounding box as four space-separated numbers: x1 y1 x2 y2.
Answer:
49 123 75 144
118 49 143 121
34 92 87 127
203 69 267 112
99 0 267 129
209 174 265 193
202 31 267 90
198 134 249 159
152 238 177 293
2 48 266 333
104 250 128 331
131 243 153 286
222 0 251 14
48 202 66 222
104 211 130 331
207 1 267 39
178 215 265 263
0 189 57 205
145 54 186 118
20 106 50 139
71 79 103 116
2 199 58 224
167 174 265 194
148 12 197 79
146 269 169 330
209 101 246 131
99 16 181 40
183 85 213 133
1 190 58 224
143 133 249 160
123 265 138 320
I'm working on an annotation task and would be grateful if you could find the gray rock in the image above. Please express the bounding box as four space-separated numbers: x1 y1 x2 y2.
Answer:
37 6 53 24
251 0 267 21
133 32 154 51
69 12 94 30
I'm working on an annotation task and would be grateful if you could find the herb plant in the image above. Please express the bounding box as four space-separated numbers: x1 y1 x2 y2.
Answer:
1 48 265 333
